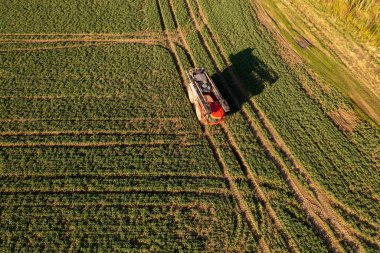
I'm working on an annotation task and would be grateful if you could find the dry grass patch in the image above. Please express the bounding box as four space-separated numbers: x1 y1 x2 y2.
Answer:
328 106 360 133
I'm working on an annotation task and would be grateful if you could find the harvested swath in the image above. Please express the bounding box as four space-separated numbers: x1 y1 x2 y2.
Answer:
157 1 266 251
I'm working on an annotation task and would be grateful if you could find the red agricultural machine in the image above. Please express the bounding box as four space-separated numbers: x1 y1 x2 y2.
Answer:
186 68 230 125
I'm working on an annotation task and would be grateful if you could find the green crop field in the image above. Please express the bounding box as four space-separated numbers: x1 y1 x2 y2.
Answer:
0 0 379 252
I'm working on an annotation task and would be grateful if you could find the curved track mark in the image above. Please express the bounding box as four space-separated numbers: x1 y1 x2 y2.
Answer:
157 0 266 251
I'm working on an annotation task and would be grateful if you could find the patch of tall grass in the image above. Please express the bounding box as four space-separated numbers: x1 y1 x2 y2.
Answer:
319 0 380 45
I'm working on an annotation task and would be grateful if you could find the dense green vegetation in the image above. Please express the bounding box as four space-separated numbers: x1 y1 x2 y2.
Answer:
0 0 379 252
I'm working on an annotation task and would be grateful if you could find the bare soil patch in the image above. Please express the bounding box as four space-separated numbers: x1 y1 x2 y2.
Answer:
328 106 360 133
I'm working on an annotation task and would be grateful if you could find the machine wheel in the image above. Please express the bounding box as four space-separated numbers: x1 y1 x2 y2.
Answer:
195 103 203 122
187 85 194 104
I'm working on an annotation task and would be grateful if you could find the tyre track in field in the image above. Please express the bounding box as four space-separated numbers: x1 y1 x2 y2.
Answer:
0 38 167 44
191 0 376 251
0 94 164 100
180 0 300 252
0 188 229 196
252 0 380 243
0 202 217 212
0 31 170 38
156 1 267 251
0 39 167 53
0 117 180 123
0 31 179 43
0 141 197 148
0 130 199 136
330 201 380 233
0 32 182 52
0 172 237 180
0 44 112 52
245 3 380 248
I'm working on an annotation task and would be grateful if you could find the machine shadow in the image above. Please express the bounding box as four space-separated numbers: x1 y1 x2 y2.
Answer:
211 48 278 114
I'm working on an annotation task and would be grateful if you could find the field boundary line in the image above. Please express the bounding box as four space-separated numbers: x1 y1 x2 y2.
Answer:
158 1 266 251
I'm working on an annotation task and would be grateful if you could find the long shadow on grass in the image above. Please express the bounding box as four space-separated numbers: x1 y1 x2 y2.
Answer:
212 48 278 114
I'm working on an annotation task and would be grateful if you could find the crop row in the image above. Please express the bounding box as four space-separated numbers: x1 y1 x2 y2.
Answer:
0 117 194 133
0 44 182 96
0 204 215 252
0 144 221 175
0 176 227 193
